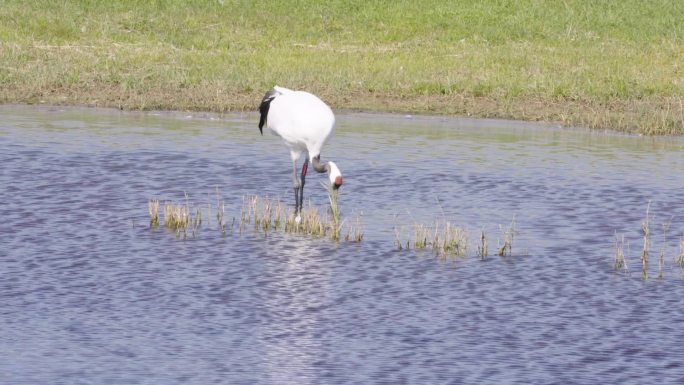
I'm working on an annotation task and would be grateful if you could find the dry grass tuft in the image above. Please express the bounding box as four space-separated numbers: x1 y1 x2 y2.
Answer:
235 193 362 242
148 187 363 242
676 236 684 270
411 221 468 257
610 204 684 280
477 227 488 260
640 203 651 279
613 232 628 273
658 219 672 279
148 198 159 227
163 201 189 230
496 217 516 257
160 193 202 238
345 213 364 243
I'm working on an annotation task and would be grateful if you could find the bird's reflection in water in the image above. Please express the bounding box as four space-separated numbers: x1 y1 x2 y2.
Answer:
256 236 338 383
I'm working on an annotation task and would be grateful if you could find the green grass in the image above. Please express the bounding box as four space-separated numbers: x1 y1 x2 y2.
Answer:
1 0 683 134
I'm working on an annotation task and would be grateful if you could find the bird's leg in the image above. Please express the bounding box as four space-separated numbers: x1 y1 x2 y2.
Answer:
292 159 301 214
299 158 309 212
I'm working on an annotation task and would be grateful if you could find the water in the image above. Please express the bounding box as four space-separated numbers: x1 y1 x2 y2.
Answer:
2 105 684 384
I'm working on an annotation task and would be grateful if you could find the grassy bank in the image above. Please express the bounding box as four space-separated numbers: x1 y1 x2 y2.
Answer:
1 0 682 134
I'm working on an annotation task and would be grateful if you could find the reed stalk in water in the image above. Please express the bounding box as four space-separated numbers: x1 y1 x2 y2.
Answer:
477 227 488 260
439 222 468 257
676 236 684 270
344 213 364 242
413 223 429 249
640 203 651 279
352 214 364 242
217 200 226 234
163 202 188 229
658 219 671 279
324 182 341 241
410 220 467 256
215 187 226 234
148 198 159 227
236 194 352 241
497 217 516 257
613 232 628 273
191 207 201 238
394 226 403 250
273 200 283 230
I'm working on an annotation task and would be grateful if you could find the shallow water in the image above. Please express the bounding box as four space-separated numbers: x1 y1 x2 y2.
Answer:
2 105 684 384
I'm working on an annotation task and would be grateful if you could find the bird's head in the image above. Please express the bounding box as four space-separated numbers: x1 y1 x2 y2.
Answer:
328 161 343 190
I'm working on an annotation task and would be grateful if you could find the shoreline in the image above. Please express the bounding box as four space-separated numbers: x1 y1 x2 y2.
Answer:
2 92 682 136
3 101 676 139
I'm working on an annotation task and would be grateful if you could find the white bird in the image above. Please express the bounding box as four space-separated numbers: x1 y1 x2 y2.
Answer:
258 86 343 216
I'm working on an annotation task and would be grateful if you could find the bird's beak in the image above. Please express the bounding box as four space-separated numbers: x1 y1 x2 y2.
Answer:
333 175 343 190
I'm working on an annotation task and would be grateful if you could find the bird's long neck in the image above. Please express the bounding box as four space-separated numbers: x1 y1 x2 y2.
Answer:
311 155 329 173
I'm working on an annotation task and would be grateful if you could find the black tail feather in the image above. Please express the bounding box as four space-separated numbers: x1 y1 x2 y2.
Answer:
258 89 279 135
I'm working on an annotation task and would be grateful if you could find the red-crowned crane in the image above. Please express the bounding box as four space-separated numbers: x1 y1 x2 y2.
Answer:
258 86 343 219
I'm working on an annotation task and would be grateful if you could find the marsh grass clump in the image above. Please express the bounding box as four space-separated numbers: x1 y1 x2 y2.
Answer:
610 204 684 279
163 201 189 229
235 193 359 242
144 189 346 244
613 232 628 273
676 236 684 270
396 217 505 259
344 214 364 243
159 193 204 238
301 204 327 237
326 183 341 223
281 201 327 237
324 182 342 241
163 201 190 239
640 204 652 279
217 201 226 234
242 195 272 231
438 222 468 257
238 197 247 234
273 200 284 230
658 219 672 279
245 196 258 227
497 217 516 257
290 202 334 238
148 198 159 227
394 224 404 250
191 207 202 237
260 198 274 232
410 221 468 257
215 187 226 235
477 227 488 260
413 223 430 250
216 200 226 235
